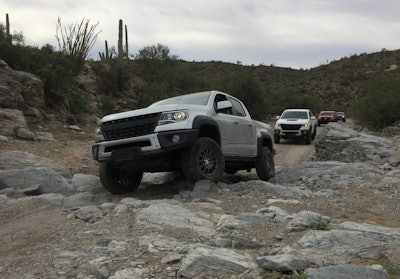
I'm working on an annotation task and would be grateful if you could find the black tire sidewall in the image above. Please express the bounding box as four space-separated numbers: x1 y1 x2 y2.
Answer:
182 137 224 183
304 131 312 144
100 161 142 194
256 146 275 181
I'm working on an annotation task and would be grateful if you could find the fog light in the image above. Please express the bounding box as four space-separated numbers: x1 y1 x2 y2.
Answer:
172 135 180 143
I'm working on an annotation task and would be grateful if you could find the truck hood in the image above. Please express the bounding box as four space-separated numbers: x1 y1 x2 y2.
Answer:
100 104 200 122
276 118 309 125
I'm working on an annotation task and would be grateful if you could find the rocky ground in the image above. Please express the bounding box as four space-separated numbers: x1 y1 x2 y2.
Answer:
0 121 400 278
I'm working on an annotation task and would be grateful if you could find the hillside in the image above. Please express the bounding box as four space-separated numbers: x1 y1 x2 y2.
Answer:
75 48 400 125
176 48 400 111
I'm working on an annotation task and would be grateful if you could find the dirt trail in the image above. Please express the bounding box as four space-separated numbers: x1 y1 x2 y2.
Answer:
274 140 315 170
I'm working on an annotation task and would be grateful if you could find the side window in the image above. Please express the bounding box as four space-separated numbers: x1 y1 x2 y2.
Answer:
229 97 246 117
214 94 232 114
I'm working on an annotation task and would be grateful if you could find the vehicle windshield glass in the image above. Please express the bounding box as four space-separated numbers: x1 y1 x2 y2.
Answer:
320 112 333 116
149 92 211 107
281 111 308 119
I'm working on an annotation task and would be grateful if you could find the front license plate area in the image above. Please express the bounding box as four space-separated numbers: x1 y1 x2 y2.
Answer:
111 147 142 163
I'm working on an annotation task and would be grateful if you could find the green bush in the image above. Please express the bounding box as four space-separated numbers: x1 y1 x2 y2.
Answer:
219 72 270 120
92 60 130 96
352 72 400 129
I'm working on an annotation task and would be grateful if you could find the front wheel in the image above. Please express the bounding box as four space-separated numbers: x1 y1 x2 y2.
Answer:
312 126 317 140
274 134 280 144
181 137 225 183
99 162 143 194
304 131 312 145
256 146 275 181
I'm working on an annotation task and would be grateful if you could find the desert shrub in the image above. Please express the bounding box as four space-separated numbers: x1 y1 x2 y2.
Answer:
92 60 130 96
100 95 116 115
133 83 171 108
352 72 400 129
270 87 322 116
219 72 270 120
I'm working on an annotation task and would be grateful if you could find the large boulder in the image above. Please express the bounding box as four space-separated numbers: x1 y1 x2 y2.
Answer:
315 123 394 163
0 60 45 124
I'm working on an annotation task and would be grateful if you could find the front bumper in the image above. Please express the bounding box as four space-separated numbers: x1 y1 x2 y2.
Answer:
274 128 310 139
92 129 199 162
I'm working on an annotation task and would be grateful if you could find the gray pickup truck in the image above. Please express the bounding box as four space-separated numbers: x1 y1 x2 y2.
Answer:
92 90 275 194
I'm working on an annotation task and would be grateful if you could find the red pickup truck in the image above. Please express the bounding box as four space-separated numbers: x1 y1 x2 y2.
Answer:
317 111 337 126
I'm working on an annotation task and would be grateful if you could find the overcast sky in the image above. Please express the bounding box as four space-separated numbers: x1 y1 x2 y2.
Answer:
2 0 400 69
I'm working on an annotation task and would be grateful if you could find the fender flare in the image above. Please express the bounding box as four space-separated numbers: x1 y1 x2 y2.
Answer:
257 133 275 156
192 115 221 145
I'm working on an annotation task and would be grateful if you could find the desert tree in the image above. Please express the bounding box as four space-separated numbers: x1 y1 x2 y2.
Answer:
56 16 101 75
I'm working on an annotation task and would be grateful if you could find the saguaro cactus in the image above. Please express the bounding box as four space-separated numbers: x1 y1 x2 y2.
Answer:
125 24 129 62
99 40 113 61
118 19 123 60
6 13 11 44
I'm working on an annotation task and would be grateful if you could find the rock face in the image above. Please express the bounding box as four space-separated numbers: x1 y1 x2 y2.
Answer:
0 60 49 139
314 123 395 164
0 124 400 278
0 60 45 121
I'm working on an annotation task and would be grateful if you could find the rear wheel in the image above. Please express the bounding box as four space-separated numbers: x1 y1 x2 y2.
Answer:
99 161 143 194
181 137 224 183
256 146 275 181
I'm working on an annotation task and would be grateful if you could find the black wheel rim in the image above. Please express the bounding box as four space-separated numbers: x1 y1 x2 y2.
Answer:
197 147 217 175
117 170 136 185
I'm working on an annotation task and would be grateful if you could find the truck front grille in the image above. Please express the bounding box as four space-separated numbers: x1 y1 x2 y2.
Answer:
102 113 160 140
281 124 302 130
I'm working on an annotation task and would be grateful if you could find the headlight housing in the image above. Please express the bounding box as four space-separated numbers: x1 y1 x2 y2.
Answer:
157 110 189 126
95 125 102 136
301 123 309 128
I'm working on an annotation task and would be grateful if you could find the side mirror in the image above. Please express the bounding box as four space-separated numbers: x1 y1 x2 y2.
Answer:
216 100 232 111
276 115 280 120
311 116 316 120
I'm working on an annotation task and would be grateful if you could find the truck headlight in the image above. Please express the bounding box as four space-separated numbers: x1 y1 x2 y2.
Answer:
157 110 189 126
95 125 102 135
301 123 309 128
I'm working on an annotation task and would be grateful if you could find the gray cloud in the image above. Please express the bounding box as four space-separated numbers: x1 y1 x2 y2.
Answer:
2 0 400 69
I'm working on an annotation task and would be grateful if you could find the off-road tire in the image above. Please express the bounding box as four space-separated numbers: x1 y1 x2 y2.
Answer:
256 146 275 181
312 126 317 140
274 134 280 144
181 137 224 183
100 161 143 194
304 131 312 145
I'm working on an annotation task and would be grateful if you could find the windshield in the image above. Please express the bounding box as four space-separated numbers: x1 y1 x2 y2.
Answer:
320 111 334 116
281 111 308 119
149 92 211 107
